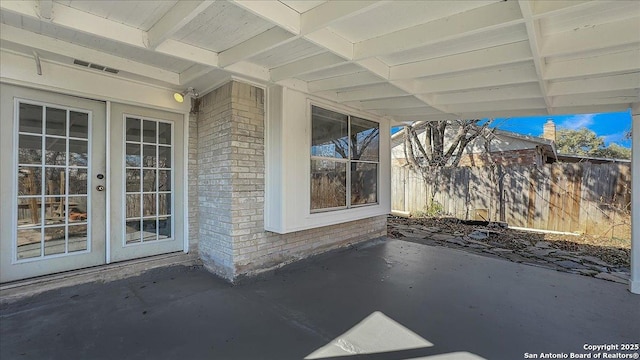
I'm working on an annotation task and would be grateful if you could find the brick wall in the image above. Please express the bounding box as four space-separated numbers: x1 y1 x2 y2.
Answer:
195 81 386 281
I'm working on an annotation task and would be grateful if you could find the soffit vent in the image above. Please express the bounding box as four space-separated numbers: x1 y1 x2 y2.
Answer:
73 59 119 74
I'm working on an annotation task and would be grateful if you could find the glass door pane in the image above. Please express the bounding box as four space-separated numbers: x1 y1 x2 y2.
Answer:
124 117 173 245
16 101 90 260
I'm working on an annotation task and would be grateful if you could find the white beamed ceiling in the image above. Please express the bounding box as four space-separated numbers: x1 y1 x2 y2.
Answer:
1 0 638 121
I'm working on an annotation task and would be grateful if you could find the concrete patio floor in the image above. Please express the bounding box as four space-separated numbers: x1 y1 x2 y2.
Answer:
1 238 638 360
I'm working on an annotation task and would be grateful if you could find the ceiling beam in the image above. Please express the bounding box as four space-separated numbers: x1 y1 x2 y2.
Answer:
219 27 295 67
354 0 524 59
303 28 354 60
336 84 408 102
0 24 180 85
378 107 445 116
390 41 532 80
0 0 221 68
433 83 543 105
548 73 640 96
307 71 385 92
541 17 640 57
37 0 52 20
270 52 346 81
544 49 640 80
456 109 548 119
531 0 595 17
445 98 548 113
359 96 426 110
300 1 383 34
146 0 216 49
518 0 553 113
155 40 219 67
414 63 538 94
552 90 639 107
552 104 630 115
230 0 300 34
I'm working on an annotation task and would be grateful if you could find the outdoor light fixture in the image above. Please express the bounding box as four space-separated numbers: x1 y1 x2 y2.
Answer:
173 87 198 103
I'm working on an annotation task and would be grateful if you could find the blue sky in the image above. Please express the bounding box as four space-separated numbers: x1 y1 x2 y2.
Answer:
492 110 632 148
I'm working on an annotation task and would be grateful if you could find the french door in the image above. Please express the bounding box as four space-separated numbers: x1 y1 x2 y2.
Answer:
0 85 185 283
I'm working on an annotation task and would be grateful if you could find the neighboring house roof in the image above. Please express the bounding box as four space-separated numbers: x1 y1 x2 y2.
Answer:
391 122 558 161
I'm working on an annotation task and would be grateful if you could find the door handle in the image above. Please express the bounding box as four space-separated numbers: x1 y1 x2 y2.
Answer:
96 185 105 191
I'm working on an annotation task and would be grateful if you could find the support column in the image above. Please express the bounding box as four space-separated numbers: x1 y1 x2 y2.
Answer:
631 104 639 294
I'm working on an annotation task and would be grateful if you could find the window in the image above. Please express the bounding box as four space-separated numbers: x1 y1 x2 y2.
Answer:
311 105 379 211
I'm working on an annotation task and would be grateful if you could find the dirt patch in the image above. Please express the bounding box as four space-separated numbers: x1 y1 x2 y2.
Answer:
388 216 630 272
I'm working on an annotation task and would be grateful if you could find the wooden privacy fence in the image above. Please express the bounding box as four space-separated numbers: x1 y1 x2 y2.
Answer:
392 163 631 239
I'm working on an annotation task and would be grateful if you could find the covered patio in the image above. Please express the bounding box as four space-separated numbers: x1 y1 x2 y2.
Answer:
1 238 638 359
0 0 638 292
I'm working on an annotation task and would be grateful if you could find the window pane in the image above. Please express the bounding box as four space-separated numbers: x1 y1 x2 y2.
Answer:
46 108 66 136
142 219 157 242
126 220 141 244
67 196 88 224
351 117 379 162
126 143 141 167
143 169 156 192
158 146 171 168
126 194 141 218
143 145 156 167
17 229 41 259
19 103 43 134
69 168 88 194
158 170 171 191
158 217 171 239
351 162 378 206
69 140 88 166
143 120 156 143
311 159 346 210
158 122 171 145
19 135 42 164
45 167 65 195
311 106 349 159
18 197 42 227
45 137 66 165
18 167 41 196
143 194 156 216
69 111 89 138
126 169 141 192
126 118 141 142
43 226 66 255
68 224 88 252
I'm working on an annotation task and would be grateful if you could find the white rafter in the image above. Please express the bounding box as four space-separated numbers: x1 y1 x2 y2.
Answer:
541 17 640 57
544 49 640 80
0 24 180 85
390 42 533 80
0 1 221 68
270 52 345 81
219 27 296 68
146 0 216 49
354 1 524 59
518 0 552 113
548 73 640 97
37 0 52 20
230 0 300 34
300 1 384 35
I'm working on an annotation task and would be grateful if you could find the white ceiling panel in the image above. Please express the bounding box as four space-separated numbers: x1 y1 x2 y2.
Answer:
250 38 325 69
172 2 274 52
296 63 364 82
380 24 529 66
57 0 179 31
329 0 497 43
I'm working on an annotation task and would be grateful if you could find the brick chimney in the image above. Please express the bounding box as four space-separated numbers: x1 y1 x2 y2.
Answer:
543 119 556 142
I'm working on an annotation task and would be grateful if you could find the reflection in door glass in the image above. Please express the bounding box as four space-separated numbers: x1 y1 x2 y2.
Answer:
124 118 173 244
15 101 91 261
